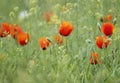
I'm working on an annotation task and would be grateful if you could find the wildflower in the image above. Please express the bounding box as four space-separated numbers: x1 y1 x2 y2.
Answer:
59 21 74 36
0 22 11 37
101 22 114 36
107 14 112 21
90 51 102 65
100 14 112 22
53 34 64 44
50 13 61 25
44 11 53 22
17 32 30 46
96 35 111 49
19 10 28 20
10 24 23 39
38 37 51 50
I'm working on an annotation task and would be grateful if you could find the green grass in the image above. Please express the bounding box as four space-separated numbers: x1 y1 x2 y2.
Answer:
0 0 120 83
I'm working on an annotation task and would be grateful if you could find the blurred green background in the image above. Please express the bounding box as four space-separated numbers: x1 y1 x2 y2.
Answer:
0 0 120 83
0 0 120 24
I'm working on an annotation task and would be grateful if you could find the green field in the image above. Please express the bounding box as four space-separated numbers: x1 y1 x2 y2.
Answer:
0 0 120 83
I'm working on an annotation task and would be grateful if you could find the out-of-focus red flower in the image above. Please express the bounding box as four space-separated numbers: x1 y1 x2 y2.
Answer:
101 22 114 36
59 21 74 36
44 11 53 22
90 51 102 65
96 35 111 49
100 14 112 22
53 34 64 44
38 37 51 50
0 22 11 37
17 32 30 46
107 14 112 21
10 24 23 39
96 36 103 49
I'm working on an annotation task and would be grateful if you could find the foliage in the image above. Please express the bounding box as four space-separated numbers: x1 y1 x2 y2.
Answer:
0 0 120 83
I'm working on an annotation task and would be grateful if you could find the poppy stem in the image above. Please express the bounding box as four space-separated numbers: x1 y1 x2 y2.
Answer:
63 36 68 51
31 49 36 56
112 50 115 60
49 45 52 55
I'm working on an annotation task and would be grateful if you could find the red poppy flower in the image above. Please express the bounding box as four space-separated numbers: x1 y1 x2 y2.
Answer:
0 22 11 37
107 14 112 21
101 22 114 36
17 32 30 46
96 36 103 49
10 24 23 39
38 38 51 50
59 21 74 36
90 51 102 65
100 14 112 22
53 34 64 44
90 57 98 65
96 35 111 49
44 11 53 22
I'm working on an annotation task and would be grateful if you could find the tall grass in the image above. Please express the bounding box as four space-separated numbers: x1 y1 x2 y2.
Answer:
0 0 120 83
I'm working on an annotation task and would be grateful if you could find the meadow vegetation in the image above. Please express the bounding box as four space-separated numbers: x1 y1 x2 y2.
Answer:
0 0 120 83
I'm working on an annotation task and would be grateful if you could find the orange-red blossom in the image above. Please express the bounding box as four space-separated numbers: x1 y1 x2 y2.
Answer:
16 32 30 46
53 34 64 44
101 22 114 36
38 38 51 50
59 21 74 36
0 22 11 37
90 51 102 65
96 35 111 49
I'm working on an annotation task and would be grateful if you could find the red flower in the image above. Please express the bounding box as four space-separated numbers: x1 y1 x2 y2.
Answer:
44 11 53 22
90 51 102 65
53 34 64 44
10 24 23 39
96 36 103 49
17 32 30 46
0 22 11 37
100 14 112 22
101 22 114 36
38 38 51 50
59 21 74 36
96 35 111 49
107 14 112 21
